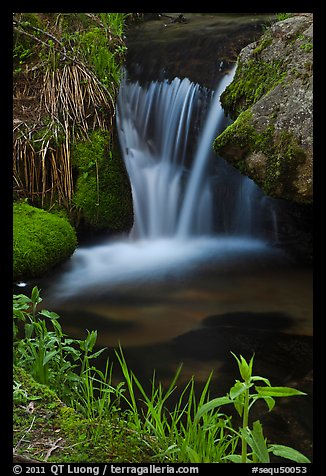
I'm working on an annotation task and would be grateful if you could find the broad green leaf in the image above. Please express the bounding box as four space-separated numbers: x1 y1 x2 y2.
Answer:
251 376 271 386
51 319 64 337
89 347 107 360
13 309 27 321
39 309 60 320
234 399 244 417
255 386 306 397
43 349 58 366
250 394 275 412
249 420 270 463
229 381 247 399
31 286 42 305
223 454 243 463
13 294 32 305
62 346 81 359
194 396 232 423
263 396 275 412
269 444 311 463
85 330 98 352
24 323 34 339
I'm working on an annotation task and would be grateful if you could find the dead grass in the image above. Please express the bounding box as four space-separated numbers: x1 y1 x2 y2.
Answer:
13 13 121 213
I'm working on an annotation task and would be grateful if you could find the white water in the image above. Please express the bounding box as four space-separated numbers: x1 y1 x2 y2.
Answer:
176 72 236 236
48 69 284 300
117 69 236 238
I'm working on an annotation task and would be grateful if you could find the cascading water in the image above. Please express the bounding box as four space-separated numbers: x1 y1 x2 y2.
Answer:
117 70 236 239
48 68 284 299
176 72 236 237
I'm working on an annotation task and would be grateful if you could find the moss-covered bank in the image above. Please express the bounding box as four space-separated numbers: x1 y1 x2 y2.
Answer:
13 14 136 279
13 202 77 281
72 130 133 231
13 366 154 463
13 13 133 231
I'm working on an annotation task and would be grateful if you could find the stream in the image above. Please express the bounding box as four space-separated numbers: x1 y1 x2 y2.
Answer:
25 14 313 460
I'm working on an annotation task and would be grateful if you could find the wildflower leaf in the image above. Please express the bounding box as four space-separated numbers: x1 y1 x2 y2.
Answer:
269 444 311 463
255 386 306 397
229 381 247 399
241 420 270 463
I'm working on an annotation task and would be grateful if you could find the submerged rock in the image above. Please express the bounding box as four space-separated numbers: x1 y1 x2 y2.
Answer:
214 13 313 204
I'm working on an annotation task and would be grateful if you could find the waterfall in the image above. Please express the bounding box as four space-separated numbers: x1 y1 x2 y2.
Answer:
176 71 236 237
117 68 236 239
48 68 283 300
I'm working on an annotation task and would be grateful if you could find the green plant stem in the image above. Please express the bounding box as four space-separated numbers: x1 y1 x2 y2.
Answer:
241 386 250 463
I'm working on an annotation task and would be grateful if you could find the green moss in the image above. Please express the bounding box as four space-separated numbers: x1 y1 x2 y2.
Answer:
13 365 154 463
72 130 133 231
54 407 154 463
14 366 62 407
220 59 287 119
213 109 258 165
214 111 306 199
253 34 273 56
263 130 307 197
13 201 77 281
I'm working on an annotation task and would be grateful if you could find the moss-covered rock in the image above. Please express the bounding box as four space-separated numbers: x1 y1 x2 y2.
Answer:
214 13 313 204
220 58 286 119
72 130 134 232
214 109 308 201
13 201 77 281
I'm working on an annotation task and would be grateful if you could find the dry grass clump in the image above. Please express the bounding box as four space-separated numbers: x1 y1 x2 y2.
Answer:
13 13 123 212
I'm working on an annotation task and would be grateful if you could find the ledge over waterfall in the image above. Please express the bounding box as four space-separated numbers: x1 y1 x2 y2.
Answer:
214 13 313 204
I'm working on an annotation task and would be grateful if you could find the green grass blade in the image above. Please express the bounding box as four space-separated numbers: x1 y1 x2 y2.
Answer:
194 396 232 423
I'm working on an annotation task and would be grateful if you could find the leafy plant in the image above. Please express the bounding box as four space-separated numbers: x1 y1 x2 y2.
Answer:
13 288 311 463
195 352 310 463
13 287 106 405
114 349 311 463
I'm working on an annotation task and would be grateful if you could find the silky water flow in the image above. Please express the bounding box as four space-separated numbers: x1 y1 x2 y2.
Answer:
46 66 287 302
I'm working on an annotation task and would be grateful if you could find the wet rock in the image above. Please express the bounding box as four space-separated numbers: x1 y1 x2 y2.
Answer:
214 13 313 205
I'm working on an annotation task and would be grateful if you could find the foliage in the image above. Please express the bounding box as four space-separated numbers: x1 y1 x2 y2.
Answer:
72 130 133 231
13 287 311 463
195 353 310 463
14 287 100 398
276 13 292 21
115 349 237 462
66 13 128 87
13 201 77 281
13 13 128 218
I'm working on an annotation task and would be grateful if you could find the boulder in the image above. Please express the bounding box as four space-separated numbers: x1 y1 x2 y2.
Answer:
214 13 313 204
